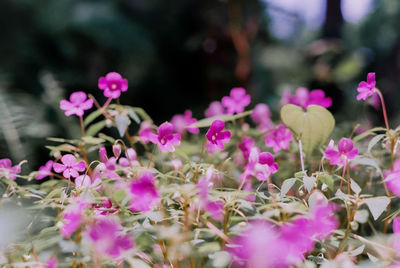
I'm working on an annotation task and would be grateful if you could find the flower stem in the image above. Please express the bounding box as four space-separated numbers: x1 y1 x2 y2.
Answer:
102 97 113 109
298 139 305 173
79 116 85 137
375 89 390 130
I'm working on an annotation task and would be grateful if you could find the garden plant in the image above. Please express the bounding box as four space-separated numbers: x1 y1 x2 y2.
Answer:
1 71 400 267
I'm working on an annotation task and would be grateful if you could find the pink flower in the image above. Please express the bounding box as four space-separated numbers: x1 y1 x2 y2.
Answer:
86 218 133 259
138 121 157 144
53 154 86 179
281 88 332 109
61 197 89 238
93 199 119 215
206 120 231 153
43 257 58 268
229 202 338 267
197 169 224 221
251 104 272 131
205 101 225 117
384 160 400 197
171 110 199 134
75 174 101 189
356 72 376 101
154 122 181 152
119 148 140 168
228 221 288 267
241 147 278 182
324 138 358 167
222 87 251 114
0 158 22 180
129 172 160 212
59 91 93 117
98 72 128 99
36 160 54 180
394 217 400 234
238 136 255 161
264 124 293 153
97 146 120 179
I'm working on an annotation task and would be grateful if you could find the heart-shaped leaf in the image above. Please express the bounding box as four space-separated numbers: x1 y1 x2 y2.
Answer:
280 104 335 156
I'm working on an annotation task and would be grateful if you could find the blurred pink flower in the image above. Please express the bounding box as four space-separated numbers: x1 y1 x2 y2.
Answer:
93 199 119 216
356 72 376 101
36 160 54 180
61 196 89 238
206 120 231 153
171 110 199 134
238 136 255 161
384 160 400 197
222 87 251 114
98 72 128 99
53 154 85 179
0 158 22 180
264 124 293 153
86 218 133 259
154 122 181 152
43 256 58 268
324 138 358 167
281 88 332 109
197 168 224 221
129 172 160 212
251 103 272 131
75 174 101 189
59 91 93 117
241 147 278 182
205 101 225 117
139 121 157 144
119 148 140 167
229 202 338 267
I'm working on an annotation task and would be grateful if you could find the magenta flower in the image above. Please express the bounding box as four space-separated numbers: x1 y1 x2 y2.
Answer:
129 172 160 212
356 72 376 101
241 147 278 182
75 174 101 189
205 101 225 117
324 138 358 167
206 120 231 153
59 91 93 117
97 146 121 179
281 88 332 109
171 110 199 134
251 103 272 131
222 87 251 114
36 160 53 180
86 218 133 259
154 122 181 152
0 158 22 180
53 154 86 179
98 72 128 99
264 124 293 153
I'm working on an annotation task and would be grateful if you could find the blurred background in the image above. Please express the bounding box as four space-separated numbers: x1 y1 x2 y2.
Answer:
1 0 400 169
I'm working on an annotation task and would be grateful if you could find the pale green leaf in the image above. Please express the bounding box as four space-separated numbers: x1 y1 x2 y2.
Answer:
365 196 390 221
191 110 253 128
280 104 335 155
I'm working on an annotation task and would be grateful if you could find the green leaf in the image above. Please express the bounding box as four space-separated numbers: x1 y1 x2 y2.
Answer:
127 109 141 124
365 196 390 221
86 121 106 136
352 127 387 143
367 134 385 153
191 110 253 128
113 189 126 202
83 109 103 127
280 178 296 197
303 176 315 193
318 173 334 191
115 114 131 137
280 104 335 156
131 107 153 122
81 136 105 144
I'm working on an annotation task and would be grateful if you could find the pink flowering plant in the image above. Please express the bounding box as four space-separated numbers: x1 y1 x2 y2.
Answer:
2 72 400 267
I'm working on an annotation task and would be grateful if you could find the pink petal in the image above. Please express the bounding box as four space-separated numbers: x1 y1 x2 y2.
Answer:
70 91 87 104
53 163 66 173
61 154 77 166
73 161 86 172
